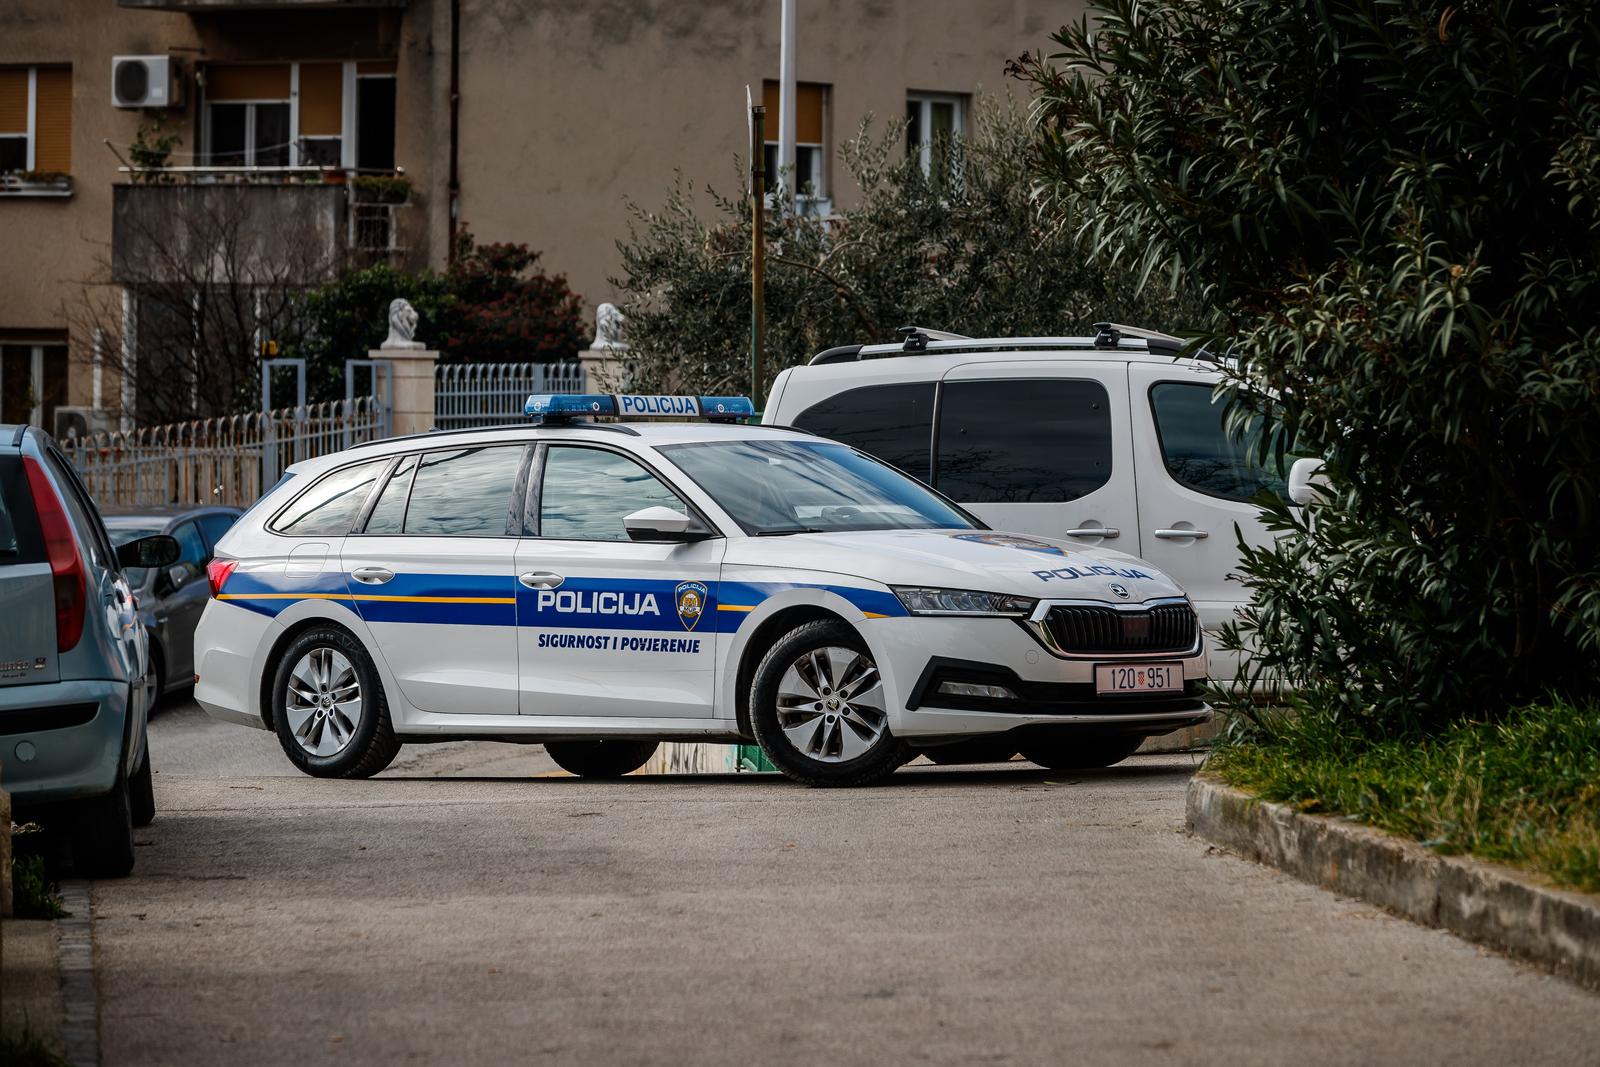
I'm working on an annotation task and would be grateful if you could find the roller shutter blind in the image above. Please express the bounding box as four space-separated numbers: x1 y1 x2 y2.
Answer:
0 69 27 135
206 64 290 101
761 80 826 143
33 67 71 173
297 62 342 137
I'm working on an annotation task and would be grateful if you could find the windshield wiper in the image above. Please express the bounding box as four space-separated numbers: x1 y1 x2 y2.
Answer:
754 527 826 536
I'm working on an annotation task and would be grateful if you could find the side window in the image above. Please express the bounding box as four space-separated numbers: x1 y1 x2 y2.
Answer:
198 512 237 553
272 459 388 536
539 446 692 541
1149 383 1289 502
361 454 416 535
403 447 524 537
170 521 208 586
790 382 935 481
935 379 1112 503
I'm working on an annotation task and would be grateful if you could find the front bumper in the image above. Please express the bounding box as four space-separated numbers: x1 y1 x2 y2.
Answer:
0 679 129 809
869 614 1211 740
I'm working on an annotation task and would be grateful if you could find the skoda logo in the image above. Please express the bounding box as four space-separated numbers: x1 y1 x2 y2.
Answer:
1109 583 1131 600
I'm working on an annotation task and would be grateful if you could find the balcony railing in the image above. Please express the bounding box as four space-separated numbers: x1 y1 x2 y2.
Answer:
110 166 410 284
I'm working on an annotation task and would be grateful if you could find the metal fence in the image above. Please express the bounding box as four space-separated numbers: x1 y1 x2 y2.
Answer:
63 396 385 509
434 361 586 429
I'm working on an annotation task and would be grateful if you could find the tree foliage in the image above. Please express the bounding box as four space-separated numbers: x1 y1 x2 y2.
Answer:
611 98 1200 396
1012 1 1600 725
290 227 587 402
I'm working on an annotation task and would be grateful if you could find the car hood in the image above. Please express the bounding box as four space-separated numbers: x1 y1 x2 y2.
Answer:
724 528 1186 605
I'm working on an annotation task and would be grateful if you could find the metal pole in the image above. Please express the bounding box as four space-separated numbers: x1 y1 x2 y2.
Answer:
778 0 796 196
750 104 767 407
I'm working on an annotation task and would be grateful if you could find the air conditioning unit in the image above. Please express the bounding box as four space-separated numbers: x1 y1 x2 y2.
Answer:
112 56 183 109
54 407 116 442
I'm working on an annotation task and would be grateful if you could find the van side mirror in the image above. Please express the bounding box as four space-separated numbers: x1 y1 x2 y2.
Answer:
118 534 181 569
623 506 708 543
1287 458 1329 506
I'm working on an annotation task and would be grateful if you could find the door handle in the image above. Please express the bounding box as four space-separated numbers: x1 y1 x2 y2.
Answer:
1064 527 1120 539
351 566 395 584
1153 529 1209 540
519 571 565 590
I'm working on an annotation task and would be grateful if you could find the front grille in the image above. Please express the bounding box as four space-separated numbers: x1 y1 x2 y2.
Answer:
1043 603 1198 655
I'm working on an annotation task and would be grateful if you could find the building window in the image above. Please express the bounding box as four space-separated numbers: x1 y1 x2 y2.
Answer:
906 92 965 180
762 80 829 198
0 342 69 430
203 60 395 170
0 66 72 175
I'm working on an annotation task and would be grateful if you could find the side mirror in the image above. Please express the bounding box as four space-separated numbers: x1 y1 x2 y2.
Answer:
1287 458 1329 506
623 506 707 543
118 534 181 569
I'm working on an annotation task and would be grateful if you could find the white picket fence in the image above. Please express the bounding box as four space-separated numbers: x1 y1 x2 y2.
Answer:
63 397 385 509
434 360 586 429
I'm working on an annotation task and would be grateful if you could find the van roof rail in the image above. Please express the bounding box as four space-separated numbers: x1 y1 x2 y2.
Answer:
808 325 1217 365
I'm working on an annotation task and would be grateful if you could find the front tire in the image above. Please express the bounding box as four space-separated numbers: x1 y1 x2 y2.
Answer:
544 740 658 778
271 627 401 779
1020 733 1144 771
750 620 907 787
921 738 1019 765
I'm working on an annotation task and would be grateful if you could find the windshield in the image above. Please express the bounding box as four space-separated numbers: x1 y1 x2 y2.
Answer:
106 523 162 587
658 438 980 535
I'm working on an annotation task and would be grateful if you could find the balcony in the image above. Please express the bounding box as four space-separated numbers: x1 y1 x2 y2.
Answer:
110 168 409 286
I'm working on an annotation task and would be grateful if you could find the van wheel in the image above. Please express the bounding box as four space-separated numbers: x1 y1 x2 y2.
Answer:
750 620 908 787
72 759 135 878
922 738 1019 765
544 740 659 778
1020 733 1144 770
272 627 401 779
130 739 156 828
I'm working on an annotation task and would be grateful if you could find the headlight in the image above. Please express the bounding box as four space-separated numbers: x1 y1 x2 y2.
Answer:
892 587 1037 617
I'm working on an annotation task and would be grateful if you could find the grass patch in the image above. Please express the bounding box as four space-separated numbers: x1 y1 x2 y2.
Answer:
1208 699 1600 894
11 852 67 920
0 1024 69 1067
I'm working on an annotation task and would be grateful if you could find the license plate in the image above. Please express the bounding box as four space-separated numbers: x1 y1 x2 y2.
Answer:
1095 662 1183 696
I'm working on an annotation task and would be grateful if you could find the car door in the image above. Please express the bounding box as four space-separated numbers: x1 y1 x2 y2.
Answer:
517 442 725 718
341 445 529 716
157 519 211 683
933 361 1138 549
1127 362 1285 679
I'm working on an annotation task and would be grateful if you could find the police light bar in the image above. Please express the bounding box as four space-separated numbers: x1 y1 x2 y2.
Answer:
524 393 756 423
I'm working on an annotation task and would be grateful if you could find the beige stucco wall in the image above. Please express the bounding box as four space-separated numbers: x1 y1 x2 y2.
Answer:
1 0 1081 418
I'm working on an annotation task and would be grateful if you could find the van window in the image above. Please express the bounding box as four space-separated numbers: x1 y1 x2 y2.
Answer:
789 382 935 480
403 447 525 536
1149 382 1289 502
935 379 1112 503
272 459 388 536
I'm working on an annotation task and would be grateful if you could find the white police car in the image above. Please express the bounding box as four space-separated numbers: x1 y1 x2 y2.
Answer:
193 394 1209 787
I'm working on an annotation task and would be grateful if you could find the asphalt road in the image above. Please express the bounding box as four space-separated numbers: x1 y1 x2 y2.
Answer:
94 695 1600 1066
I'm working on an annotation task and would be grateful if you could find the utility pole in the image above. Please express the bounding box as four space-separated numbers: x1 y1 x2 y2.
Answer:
778 0 796 195
750 100 767 406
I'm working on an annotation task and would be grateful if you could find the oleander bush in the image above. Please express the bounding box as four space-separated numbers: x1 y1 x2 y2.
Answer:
1013 1 1600 728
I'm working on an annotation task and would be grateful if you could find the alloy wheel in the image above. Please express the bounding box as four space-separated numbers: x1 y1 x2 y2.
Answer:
284 647 363 758
774 646 888 762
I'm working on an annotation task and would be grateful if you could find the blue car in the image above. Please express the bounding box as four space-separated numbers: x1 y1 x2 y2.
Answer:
105 506 242 705
0 425 178 877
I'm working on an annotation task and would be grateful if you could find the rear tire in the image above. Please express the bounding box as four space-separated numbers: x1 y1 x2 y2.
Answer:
130 739 156 828
72 760 135 878
1020 733 1144 771
750 620 908 787
544 740 659 778
272 627 401 779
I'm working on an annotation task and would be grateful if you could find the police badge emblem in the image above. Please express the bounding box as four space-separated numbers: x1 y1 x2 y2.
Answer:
674 580 709 631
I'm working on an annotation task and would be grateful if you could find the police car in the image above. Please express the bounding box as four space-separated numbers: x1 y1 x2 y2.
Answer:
193 393 1209 787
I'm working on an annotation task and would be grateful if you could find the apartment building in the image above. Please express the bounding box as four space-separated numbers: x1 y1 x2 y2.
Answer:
0 0 1083 432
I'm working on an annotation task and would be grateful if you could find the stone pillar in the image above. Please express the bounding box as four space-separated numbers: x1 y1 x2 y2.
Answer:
374 347 439 436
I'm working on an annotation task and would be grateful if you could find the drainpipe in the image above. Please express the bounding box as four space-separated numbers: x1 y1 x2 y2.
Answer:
448 0 461 262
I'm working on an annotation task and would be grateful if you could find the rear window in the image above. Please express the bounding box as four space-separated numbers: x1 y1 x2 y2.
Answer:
790 382 935 481
271 459 389 536
0 456 44 564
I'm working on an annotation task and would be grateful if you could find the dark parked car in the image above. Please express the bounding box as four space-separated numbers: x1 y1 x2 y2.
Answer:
104 506 242 703
1 425 179 876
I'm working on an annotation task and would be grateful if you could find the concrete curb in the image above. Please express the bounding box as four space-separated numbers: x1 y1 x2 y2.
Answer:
56 882 98 1067
1185 775 1600 992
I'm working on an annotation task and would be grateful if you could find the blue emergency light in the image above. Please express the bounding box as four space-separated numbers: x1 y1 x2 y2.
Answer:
525 393 756 424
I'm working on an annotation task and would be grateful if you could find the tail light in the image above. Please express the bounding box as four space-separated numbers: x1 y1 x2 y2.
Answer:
22 457 87 653
207 557 239 597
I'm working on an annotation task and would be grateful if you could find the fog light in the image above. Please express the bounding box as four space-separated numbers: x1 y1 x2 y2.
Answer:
937 681 1017 700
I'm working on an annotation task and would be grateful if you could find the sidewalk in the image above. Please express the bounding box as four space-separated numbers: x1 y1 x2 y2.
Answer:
1 916 66 1062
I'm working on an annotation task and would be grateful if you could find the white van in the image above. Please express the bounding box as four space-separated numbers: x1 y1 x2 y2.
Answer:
763 326 1288 683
